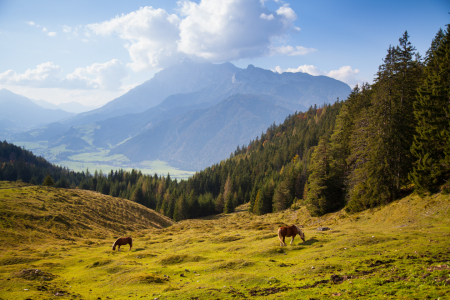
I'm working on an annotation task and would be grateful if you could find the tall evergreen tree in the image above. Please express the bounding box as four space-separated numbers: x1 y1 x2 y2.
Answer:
410 25 450 194
306 138 331 216
347 32 422 211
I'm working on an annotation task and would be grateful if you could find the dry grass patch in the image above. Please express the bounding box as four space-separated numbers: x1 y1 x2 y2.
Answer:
12 268 57 281
158 254 206 265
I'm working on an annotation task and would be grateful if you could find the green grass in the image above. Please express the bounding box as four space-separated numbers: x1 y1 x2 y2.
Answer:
0 181 449 299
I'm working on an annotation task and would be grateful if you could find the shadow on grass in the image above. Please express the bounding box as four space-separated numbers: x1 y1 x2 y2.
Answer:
301 238 319 246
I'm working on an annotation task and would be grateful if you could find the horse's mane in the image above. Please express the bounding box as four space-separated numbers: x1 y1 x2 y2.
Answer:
293 225 304 238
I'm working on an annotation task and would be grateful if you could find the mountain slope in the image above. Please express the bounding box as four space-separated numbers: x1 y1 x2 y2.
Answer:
0 89 74 138
91 64 351 149
111 94 293 170
65 61 241 126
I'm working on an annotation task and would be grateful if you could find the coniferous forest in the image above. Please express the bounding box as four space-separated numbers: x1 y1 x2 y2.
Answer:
1 26 449 221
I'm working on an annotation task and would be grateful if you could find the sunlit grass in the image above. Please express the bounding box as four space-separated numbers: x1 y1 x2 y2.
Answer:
0 181 449 299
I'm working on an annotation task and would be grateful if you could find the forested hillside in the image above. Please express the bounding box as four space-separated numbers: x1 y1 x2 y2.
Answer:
1 26 449 222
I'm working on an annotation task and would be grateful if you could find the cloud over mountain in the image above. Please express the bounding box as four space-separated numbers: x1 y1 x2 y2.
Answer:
0 60 127 91
86 0 307 70
274 64 362 87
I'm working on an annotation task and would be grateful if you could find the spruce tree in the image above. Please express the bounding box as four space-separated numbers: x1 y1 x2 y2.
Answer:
347 32 422 210
43 174 54 186
306 138 330 216
410 25 450 193
224 192 235 213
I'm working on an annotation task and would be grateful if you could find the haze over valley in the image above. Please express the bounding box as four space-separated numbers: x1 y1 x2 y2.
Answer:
3 61 351 172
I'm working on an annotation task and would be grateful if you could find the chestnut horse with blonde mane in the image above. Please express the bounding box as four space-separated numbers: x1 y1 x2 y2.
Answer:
112 237 132 251
278 225 305 246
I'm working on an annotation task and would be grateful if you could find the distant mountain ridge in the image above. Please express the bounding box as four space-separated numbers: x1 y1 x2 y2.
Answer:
31 99 98 114
10 61 352 171
65 61 241 126
111 94 293 170
0 89 74 139
91 63 350 149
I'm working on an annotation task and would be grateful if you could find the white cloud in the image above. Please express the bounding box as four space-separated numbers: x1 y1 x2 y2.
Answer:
42 27 48 32
0 62 63 88
27 21 36 26
63 25 71 33
260 13 274 20
274 65 361 87
86 6 181 71
0 60 127 91
66 59 127 90
271 45 317 56
276 4 296 22
47 32 57 37
177 0 299 62
86 0 303 70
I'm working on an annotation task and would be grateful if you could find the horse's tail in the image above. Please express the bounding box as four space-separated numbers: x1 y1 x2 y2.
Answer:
129 237 132 250
277 228 283 244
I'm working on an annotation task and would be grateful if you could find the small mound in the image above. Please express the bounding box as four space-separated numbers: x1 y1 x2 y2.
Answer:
88 259 113 268
255 247 286 256
253 233 278 240
211 236 242 243
137 274 170 284
158 254 206 265
217 260 254 269
12 269 57 281
0 257 39 265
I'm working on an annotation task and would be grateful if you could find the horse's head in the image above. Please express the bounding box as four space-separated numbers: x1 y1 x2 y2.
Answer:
112 242 116 251
296 225 305 242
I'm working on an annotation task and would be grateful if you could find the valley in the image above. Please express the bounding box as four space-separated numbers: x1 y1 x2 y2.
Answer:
0 181 449 299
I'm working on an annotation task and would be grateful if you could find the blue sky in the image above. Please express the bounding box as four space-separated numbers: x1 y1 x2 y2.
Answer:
0 0 448 106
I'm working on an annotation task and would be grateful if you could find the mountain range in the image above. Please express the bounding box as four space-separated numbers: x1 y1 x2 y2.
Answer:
8 61 351 170
31 99 99 114
0 89 74 140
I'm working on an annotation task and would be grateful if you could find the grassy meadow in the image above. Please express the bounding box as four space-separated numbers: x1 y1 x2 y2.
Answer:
0 181 449 299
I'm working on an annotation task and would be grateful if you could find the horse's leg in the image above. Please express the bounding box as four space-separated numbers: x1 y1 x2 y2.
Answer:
118 245 121 251
129 242 132 251
290 236 295 245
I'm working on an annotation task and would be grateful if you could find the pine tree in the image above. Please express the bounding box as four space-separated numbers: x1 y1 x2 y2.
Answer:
224 191 235 213
43 174 54 186
173 195 188 221
306 138 331 216
410 25 450 194
215 193 224 213
347 32 422 211
131 186 144 204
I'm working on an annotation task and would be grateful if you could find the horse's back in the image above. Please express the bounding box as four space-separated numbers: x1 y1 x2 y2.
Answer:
115 237 132 245
279 225 297 237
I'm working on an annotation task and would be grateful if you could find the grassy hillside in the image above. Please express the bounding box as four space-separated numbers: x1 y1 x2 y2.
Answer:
0 181 173 248
0 182 449 299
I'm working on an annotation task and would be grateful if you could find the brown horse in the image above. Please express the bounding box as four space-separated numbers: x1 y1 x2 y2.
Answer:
112 237 132 251
278 225 305 246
